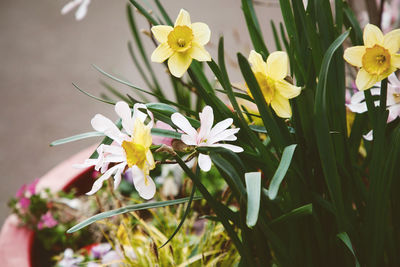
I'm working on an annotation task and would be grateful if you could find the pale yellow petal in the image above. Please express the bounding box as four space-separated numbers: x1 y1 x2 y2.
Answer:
151 25 173 43
248 50 267 74
363 24 384 47
168 52 193 77
151 43 173 63
266 51 289 80
392 54 400 68
191 22 211 45
383 29 400 53
271 93 292 118
355 68 379 90
275 80 301 99
377 66 397 81
175 9 191 26
343 46 366 67
189 42 211 61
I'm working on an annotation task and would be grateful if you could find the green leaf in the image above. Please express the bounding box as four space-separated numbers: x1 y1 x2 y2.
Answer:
337 232 360 267
67 196 202 233
151 128 181 139
72 83 116 105
128 0 158 26
50 132 104 147
313 29 350 229
245 172 261 227
269 203 312 225
268 144 297 200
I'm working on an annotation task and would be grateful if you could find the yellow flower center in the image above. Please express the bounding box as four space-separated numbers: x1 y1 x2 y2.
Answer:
362 44 391 75
254 72 275 104
167 26 193 52
393 93 400 103
121 140 147 169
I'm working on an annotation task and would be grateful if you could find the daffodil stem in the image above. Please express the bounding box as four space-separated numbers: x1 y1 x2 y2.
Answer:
379 78 388 115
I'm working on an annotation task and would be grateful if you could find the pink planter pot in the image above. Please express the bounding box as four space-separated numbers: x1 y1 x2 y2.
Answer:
0 146 96 267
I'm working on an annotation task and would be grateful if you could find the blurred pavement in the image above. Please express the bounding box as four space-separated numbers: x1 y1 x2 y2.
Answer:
0 0 281 224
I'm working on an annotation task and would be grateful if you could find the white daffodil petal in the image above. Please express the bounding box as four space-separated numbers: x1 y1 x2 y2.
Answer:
151 43 174 63
171 112 198 137
181 134 197 146
191 22 211 45
266 51 289 80
75 0 90 20
102 144 124 155
387 104 400 123
198 153 212 172
211 143 244 153
363 130 373 141
61 0 81 14
198 106 214 141
168 52 193 77
248 50 267 74
151 25 173 43
113 165 124 190
208 128 240 144
388 73 400 87
189 43 211 62
346 102 368 113
91 114 125 144
86 163 124 195
131 166 156 200
363 24 384 47
115 101 134 135
175 9 191 26
209 118 234 137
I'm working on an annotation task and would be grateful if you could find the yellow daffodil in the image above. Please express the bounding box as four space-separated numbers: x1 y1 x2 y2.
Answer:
151 9 211 78
344 23 400 90
247 50 301 118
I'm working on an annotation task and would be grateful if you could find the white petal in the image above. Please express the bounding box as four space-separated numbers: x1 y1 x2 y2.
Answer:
363 130 373 141
181 134 197 145
61 0 81 15
131 166 156 200
387 104 400 122
388 73 400 87
102 144 124 155
347 102 368 113
91 114 125 144
75 0 90 21
86 163 125 195
171 112 198 138
198 154 212 172
209 118 233 137
208 128 240 144
115 101 134 135
198 106 214 141
133 103 154 128
113 165 125 190
211 143 244 153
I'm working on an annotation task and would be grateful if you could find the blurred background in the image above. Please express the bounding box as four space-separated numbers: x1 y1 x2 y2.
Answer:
0 0 282 224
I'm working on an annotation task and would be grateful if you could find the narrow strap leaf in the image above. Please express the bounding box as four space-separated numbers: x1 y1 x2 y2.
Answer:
245 172 261 227
50 131 104 147
67 196 202 233
337 232 360 267
268 144 297 200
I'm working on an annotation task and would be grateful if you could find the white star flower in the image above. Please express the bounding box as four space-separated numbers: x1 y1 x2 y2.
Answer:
75 101 156 200
171 106 243 172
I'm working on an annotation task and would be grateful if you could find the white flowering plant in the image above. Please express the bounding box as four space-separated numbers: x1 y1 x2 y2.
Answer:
52 0 400 266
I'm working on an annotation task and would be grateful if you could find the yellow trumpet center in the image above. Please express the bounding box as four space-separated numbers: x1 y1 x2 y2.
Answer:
254 72 275 104
168 25 193 52
362 44 391 75
122 140 147 169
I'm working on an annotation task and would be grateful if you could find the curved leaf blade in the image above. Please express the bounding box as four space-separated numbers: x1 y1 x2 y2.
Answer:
245 172 261 227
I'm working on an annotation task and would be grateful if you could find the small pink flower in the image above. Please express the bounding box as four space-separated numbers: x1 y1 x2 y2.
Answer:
16 184 27 198
37 211 58 230
19 197 31 210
